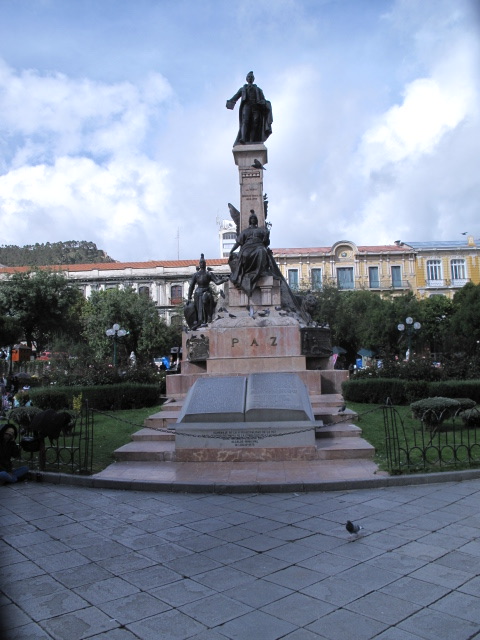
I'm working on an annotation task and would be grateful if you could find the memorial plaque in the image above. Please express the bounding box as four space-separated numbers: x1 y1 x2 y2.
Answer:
245 372 315 422
177 376 247 423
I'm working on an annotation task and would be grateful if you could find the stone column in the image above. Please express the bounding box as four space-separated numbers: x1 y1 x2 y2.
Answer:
232 143 267 231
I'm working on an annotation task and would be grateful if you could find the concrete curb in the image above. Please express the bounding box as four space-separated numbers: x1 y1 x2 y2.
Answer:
31 466 480 494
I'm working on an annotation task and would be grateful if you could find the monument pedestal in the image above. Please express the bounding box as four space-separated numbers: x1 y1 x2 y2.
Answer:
232 143 268 229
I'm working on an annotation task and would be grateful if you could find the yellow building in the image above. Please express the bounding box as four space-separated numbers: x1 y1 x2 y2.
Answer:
272 237 480 298
273 241 416 295
402 237 480 299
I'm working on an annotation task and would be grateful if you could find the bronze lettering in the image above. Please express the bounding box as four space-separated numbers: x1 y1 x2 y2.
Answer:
270 336 277 346
231 338 239 347
251 338 259 346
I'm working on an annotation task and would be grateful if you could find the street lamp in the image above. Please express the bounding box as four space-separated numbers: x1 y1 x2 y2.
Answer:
397 317 421 361
105 323 127 367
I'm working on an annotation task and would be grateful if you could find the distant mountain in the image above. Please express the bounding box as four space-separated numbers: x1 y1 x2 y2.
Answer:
0 241 115 267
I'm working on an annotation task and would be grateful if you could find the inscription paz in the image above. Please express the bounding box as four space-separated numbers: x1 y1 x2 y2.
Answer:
232 337 278 347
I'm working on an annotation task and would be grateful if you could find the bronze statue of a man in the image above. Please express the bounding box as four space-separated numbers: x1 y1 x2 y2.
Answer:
226 71 273 146
184 254 229 329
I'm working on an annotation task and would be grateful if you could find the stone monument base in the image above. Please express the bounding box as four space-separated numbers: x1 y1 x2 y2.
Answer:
175 422 317 462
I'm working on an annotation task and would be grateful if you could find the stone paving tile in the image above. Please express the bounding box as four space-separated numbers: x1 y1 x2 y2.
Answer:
398 608 480 640
296 551 357 576
223 578 293 607
281 629 329 640
230 552 290 578
261 591 335 626
458 575 480 597
344 590 422 624
121 564 183 590
0 559 45 583
264 541 319 563
201 541 257 564
179 592 252 627
163 552 223 577
190 565 256 591
73 576 140 605
264 565 322 590
127 608 206 640
379 575 450 606
0 601 32 630
95 551 156 575
2 573 65 601
334 562 399 591
215 609 297 640
305 608 388 640
365 551 428 576
41 605 119 640
430 591 480 624
408 560 474 589
151 578 216 607
33 549 92 573
133 540 193 563
52 562 114 589
16 589 90 622
301 575 373 606
98 591 171 625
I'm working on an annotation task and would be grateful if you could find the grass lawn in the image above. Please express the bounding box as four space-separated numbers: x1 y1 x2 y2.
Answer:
91 404 164 473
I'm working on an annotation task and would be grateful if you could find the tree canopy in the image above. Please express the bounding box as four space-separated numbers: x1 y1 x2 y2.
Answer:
82 287 181 364
0 270 84 350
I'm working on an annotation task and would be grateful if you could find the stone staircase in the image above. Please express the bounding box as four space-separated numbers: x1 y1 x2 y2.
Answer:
112 394 374 464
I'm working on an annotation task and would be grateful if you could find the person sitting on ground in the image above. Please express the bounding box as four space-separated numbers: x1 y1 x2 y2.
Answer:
0 424 29 485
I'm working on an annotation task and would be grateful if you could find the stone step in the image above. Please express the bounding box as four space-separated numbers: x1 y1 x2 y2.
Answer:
144 411 180 429
314 407 357 424
309 394 343 407
114 430 373 463
316 437 375 460
315 423 362 439
114 440 175 462
132 428 175 442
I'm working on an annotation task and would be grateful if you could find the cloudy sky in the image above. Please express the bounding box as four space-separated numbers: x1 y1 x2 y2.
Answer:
0 0 479 262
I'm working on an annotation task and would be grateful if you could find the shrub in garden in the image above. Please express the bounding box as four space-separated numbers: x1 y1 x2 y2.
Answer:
459 407 480 428
410 397 460 429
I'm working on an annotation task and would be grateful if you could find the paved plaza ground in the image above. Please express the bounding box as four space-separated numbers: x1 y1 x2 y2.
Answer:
2 477 480 639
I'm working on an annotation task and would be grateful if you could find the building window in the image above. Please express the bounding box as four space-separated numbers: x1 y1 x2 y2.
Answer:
451 259 466 284
170 285 183 305
105 284 117 290
223 232 237 240
368 267 379 288
391 266 402 288
288 269 299 290
311 268 322 290
171 315 182 326
427 259 442 285
138 286 150 297
337 267 354 290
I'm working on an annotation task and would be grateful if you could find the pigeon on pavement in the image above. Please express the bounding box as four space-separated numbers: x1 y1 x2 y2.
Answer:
346 520 363 535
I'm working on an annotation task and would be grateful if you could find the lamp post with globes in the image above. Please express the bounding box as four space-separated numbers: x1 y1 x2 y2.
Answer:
398 317 421 361
105 323 128 367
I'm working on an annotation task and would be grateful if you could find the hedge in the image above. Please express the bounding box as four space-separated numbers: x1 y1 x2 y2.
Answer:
29 383 163 411
342 378 480 405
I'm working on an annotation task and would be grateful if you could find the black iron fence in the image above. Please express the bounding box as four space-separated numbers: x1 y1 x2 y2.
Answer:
14 403 94 475
383 400 480 473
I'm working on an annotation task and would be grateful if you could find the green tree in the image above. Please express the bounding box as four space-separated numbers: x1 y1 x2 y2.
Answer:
450 283 480 353
82 287 181 364
0 270 84 351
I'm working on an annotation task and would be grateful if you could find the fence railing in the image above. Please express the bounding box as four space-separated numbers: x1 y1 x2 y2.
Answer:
14 403 94 475
382 401 480 473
